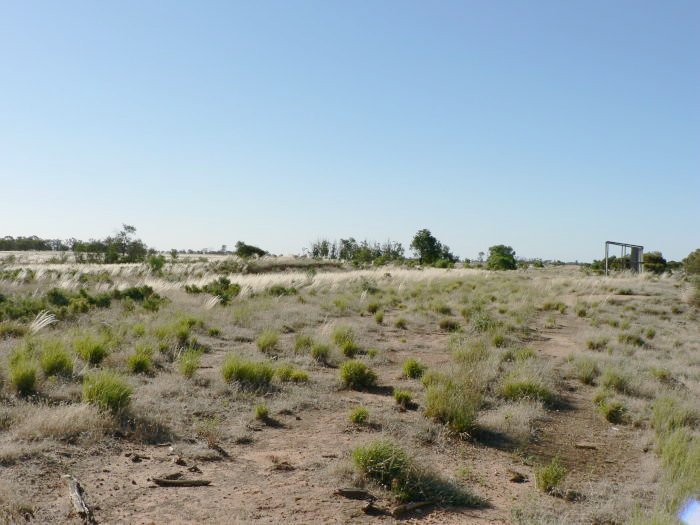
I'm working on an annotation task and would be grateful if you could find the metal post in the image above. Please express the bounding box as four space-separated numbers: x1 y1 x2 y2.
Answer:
605 242 609 276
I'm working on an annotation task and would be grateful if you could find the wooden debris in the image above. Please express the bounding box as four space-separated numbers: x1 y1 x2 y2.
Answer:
507 469 528 483
391 500 435 516
152 472 211 488
333 488 376 501
62 474 96 525
574 442 599 450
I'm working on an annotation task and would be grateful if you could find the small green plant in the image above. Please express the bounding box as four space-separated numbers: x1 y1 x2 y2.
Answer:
275 364 309 383
402 358 426 379
438 318 460 332
645 328 656 339
432 303 452 315
393 389 413 408
256 329 280 353
82 370 132 413
127 344 153 374
221 355 274 390
424 377 480 434
587 338 608 351
500 347 536 362
598 399 626 423
352 440 413 501
501 377 554 405
600 368 630 394
207 327 221 337
339 360 377 390
178 348 202 378
374 310 384 325
311 343 330 363
74 334 108 366
535 457 567 493
492 333 507 348
367 302 381 314
9 359 38 396
349 406 369 425
294 334 314 354
618 333 645 347
39 340 73 377
394 317 408 329
573 357 600 385
331 325 355 347
254 403 269 421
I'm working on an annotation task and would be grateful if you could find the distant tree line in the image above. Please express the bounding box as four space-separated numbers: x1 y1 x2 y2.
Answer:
0 236 70 251
307 237 405 266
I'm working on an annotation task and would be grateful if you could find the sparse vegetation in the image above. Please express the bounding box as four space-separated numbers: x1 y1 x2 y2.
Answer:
222 355 274 390
82 370 132 414
402 358 426 379
349 406 369 425
256 329 280 353
535 457 567 493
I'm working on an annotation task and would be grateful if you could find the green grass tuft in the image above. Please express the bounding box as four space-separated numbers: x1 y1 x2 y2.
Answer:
339 360 377 390
82 370 132 413
221 355 274 390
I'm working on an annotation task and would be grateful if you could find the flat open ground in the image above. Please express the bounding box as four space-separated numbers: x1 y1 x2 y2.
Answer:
0 257 698 524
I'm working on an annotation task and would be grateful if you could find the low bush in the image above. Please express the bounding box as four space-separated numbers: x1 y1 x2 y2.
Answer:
178 348 202 378
275 364 309 383
267 285 297 297
587 337 608 351
254 404 269 420
402 358 426 379
74 334 109 366
221 355 274 390
349 406 369 425
424 377 480 434
393 389 413 408
573 357 599 385
438 318 460 332
82 371 132 414
294 334 314 354
39 340 73 377
256 329 279 354
600 368 630 394
500 347 536 363
127 345 153 374
535 457 567 492
394 317 407 330
501 377 555 405
374 311 384 325
311 343 330 364
9 359 38 396
339 360 377 390
598 399 626 423
367 302 381 314
618 333 645 347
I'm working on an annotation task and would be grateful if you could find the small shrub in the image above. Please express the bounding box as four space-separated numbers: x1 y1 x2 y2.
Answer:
432 303 452 316
82 371 132 413
352 440 413 500
501 378 554 405
573 357 599 385
339 360 377 390
535 457 567 492
542 302 567 314
207 327 221 337
576 307 587 318
74 335 108 366
127 345 153 374
600 368 630 394
402 358 426 379
267 285 297 297
645 328 656 339
374 311 384 325
394 389 412 408
256 329 279 353
501 347 536 362
178 348 202 378
0 321 28 339
587 338 608 351
311 343 330 364
471 312 497 333
492 333 508 348
367 302 380 314
598 399 626 423
9 359 38 396
294 334 314 354
275 364 309 383
221 355 274 390
331 325 355 348
39 340 72 377
425 378 480 434
438 318 460 332
254 404 269 420
349 406 369 425
394 317 407 330
618 333 645 347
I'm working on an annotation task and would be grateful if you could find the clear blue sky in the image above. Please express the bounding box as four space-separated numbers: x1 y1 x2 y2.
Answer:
1 1 698 261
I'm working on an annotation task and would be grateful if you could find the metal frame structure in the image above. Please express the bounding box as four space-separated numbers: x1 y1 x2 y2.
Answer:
605 241 644 276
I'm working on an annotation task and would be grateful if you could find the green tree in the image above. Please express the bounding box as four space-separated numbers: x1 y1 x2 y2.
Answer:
410 229 456 265
486 245 517 270
684 249 700 275
235 241 267 258
643 251 667 274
